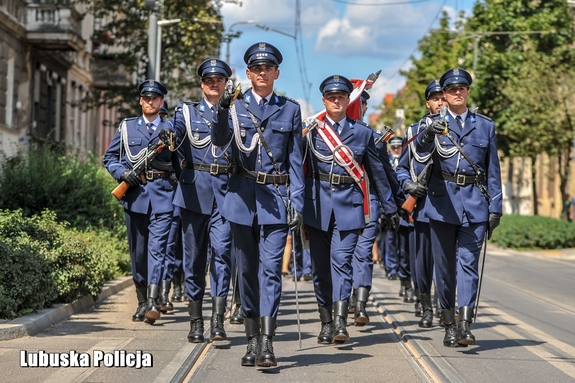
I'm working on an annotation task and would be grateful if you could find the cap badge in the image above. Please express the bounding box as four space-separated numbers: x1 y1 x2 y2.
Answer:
258 43 266 51
434 79 440 85
334 75 340 82
210 59 217 66
148 80 154 85
453 68 460 75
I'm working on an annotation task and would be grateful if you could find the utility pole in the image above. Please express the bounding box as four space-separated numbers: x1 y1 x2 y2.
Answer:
145 0 159 79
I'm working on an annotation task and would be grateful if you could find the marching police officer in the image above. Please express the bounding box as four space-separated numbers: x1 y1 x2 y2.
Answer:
416 68 502 346
171 58 235 343
388 136 415 303
211 42 305 367
350 91 402 325
303 75 399 344
396 79 444 328
103 79 177 324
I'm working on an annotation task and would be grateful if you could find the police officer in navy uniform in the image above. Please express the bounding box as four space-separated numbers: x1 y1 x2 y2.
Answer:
171 58 234 343
416 68 502 346
211 42 304 367
388 136 416 303
303 75 400 344
397 79 444 328
350 91 402 325
103 79 177 324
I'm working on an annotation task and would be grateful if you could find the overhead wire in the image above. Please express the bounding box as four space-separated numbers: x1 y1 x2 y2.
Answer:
377 0 448 87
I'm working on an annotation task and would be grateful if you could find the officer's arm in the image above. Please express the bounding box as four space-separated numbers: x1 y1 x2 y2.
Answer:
288 106 305 214
103 128 128 181
364 132 396 214
415 117 437 153
211 108 233 147
486 121 503 214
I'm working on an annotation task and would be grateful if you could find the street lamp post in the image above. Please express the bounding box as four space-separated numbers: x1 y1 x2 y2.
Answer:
224 21 256 65
155 18 181 81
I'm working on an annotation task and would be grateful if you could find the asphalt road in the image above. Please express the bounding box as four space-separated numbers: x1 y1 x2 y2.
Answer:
1 245 574 383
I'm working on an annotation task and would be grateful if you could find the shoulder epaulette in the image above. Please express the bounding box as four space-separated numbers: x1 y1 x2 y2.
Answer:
278 95 300 105
474 113 493 122
354 119 369 128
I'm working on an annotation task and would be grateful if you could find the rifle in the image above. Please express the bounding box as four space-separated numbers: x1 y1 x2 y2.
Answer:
400 160 433 222
111 139 167 201
374 118 404 146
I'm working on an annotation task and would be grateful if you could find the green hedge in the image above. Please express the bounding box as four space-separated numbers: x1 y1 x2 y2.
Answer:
490 214 575 249
0 209 129 319
0 145 131 320
0 146 124 232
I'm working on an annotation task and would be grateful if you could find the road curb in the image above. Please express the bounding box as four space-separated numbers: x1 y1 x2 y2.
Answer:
0 276 133 341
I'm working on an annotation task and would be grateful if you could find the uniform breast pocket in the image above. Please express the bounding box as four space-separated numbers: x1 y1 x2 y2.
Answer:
190 123 210 140
129 138 142 147
268 120 293 148
345 144 364 162
469 139 488 157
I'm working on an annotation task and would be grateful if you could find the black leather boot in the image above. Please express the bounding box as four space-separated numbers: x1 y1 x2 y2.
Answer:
333 301 350 343
348 288 356 313
132 286 148 322
317 305 333 344
403 279 415 303
458 306 476 346
209 296 227 341
418 293 433 328
414 288 422 317
229 283 243 324
145 284 161 324
441 308 463 347
399 278 407 296
171 270 183 302
256 316 277 367
354 287 370 326
187 301 204 343
241 317 260 367
159 280 174 313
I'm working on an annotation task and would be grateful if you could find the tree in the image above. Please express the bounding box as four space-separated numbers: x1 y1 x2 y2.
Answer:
78 0 225 115
381 12 462 126
464 0 575 215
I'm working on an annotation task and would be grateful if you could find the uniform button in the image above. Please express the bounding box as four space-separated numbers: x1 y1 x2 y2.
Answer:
280 127 284 131
462 169 466 173
331 188 336 192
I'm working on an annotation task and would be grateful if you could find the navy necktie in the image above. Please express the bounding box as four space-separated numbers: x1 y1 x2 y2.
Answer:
259 98 267 115
147 122 154 135
455 115 463 131
333 122 340 135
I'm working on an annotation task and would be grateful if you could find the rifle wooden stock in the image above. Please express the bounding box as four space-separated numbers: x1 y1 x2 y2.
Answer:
401 196 416 223
111 181 130 201
110 142 166 201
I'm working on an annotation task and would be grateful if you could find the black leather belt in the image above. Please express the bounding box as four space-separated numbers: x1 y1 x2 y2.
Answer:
184 161 232 175
145 170 171 180
308 171 355 185
433 168 484 185
237 168 289 184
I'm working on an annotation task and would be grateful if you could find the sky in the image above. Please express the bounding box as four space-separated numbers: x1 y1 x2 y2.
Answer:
219 0 475 120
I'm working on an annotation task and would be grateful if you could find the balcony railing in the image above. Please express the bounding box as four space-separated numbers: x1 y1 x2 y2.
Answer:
25 0 84 51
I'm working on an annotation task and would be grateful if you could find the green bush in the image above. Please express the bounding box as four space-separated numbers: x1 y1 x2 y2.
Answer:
0 209 129 319
490 214 575 249
0 146 124 232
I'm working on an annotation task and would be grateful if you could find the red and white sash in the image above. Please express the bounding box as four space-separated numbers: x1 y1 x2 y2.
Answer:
315 118 371 224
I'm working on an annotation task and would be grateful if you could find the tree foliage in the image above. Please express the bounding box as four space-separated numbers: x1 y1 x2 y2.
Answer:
380 12 462 126
77 0 225 115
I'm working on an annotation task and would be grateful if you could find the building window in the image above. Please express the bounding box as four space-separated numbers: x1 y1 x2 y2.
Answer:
6 57 14 128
